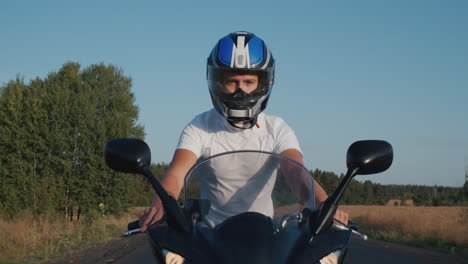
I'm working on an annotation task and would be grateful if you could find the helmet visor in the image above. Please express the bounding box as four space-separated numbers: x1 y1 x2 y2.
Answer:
207 67 273 98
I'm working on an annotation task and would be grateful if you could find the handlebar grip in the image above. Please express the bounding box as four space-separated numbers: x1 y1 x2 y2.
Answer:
128 220 140 230
348 220 359 231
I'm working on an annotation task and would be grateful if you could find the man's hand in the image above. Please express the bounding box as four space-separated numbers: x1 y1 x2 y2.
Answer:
139 200 164 232
138 149 197 232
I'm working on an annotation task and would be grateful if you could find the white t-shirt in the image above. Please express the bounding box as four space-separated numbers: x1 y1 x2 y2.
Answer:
177 108 302 226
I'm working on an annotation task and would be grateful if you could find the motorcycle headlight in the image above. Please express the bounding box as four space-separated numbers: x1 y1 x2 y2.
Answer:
319 250 342 264
161 249 188 264
161 248 340 264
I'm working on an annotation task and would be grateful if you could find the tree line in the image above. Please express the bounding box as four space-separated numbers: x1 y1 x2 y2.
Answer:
313 169 468 206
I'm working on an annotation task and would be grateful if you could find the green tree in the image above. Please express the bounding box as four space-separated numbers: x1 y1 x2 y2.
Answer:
0 62 145 220
0 78 29 217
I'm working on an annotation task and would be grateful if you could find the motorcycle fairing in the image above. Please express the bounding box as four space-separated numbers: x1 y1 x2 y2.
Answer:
290 228 352 263
147 211 351 264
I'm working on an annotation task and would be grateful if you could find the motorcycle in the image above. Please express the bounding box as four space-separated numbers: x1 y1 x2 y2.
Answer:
104 139 393 264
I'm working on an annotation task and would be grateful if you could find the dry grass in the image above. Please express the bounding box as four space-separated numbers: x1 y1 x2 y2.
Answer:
3 205 467 262
0 208 143 263
341 205 468 248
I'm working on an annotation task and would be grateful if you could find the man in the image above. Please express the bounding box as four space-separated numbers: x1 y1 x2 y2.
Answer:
140 31 348 231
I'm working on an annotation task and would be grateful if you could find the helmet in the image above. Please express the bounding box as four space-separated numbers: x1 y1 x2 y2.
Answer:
207 31 275 128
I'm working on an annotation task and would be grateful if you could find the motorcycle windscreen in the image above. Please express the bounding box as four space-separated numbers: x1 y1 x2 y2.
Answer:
183 150 316 227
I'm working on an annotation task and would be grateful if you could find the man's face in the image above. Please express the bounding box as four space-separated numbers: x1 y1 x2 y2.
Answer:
221 73 259 95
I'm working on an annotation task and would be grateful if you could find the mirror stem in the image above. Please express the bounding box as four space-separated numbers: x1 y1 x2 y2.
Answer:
311 166 359 237
142 167 191 233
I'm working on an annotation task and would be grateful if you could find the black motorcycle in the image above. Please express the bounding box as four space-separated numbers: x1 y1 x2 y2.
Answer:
104 139 393 264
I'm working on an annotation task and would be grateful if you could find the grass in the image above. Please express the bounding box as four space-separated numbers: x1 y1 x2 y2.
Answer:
0 208 143 264
341 205 468 256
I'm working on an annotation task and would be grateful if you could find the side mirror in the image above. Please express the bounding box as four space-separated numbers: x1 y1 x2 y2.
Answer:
104 138 191 233
311 140 393 236
346 140 393 175
104 138 151 174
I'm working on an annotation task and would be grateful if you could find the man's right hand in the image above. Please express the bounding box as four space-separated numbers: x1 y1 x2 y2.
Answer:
138 149 197 232
139 200 164 232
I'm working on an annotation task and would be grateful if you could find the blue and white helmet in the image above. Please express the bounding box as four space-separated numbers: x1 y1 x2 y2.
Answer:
207 31 275 128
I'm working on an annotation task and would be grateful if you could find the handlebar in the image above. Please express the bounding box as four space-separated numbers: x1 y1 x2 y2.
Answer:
122 217 166 237
123 218 368 240
122 220 141 237
332 218 368 241
128 220 140 230
122 228 142 237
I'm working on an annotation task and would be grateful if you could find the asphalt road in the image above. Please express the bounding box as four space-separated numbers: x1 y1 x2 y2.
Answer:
113 238 468 264
347 239 467 264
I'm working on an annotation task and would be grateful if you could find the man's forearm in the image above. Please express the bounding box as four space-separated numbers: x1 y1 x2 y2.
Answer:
314 181 329 207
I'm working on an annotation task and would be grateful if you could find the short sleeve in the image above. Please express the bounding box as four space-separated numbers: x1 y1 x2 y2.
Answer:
176 121 203 158
274 119 303 155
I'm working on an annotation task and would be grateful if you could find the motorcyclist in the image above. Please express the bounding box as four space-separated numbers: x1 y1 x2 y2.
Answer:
140 31 348 231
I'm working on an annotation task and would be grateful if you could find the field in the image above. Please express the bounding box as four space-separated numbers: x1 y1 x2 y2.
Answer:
0 208 143 263
1 205 467 262
341 205 468 250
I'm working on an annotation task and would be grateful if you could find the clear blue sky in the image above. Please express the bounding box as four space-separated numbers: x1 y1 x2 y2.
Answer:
2 1 467 187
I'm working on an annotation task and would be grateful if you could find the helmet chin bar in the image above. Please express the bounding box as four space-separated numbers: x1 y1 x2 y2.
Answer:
227 108 253 118
225 107 255 129
210 90 269 130
222 93 265 119
223 99 264 129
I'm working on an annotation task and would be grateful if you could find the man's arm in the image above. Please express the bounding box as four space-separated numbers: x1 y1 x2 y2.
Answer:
280 148 349 224
139 148 198 232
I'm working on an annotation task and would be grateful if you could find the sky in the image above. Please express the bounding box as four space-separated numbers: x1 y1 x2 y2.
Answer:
1 1 467 187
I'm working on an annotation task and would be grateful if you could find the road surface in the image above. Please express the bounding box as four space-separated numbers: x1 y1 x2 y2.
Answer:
113 237 467 264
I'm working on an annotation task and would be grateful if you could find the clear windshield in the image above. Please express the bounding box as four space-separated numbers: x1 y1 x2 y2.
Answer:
183 150 315 227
